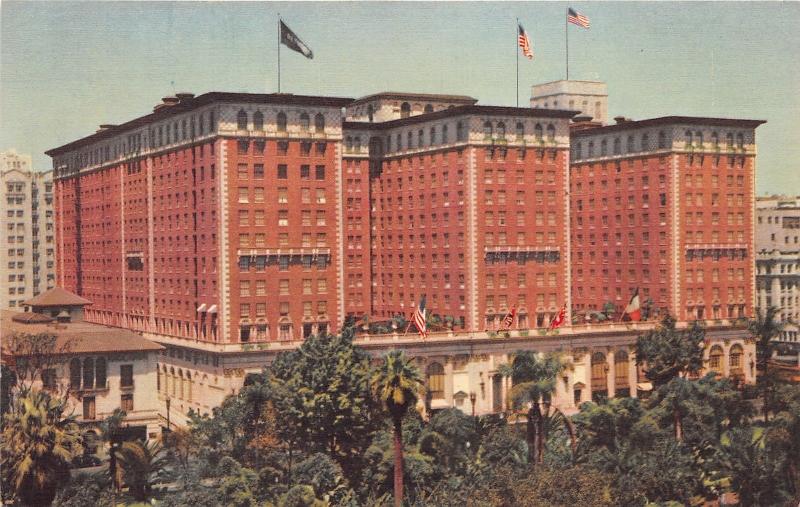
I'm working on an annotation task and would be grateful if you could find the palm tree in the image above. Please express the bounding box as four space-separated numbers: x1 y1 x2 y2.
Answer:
117 439 169 502
748 306 783 422
98 408 126 492
370 350 423 507
500 351 569 466
1 388 82 506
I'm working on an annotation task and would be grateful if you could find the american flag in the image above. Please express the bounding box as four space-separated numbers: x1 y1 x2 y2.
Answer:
518 24 533 60
501 307 516 330
413 295 428 339
567 8 590 28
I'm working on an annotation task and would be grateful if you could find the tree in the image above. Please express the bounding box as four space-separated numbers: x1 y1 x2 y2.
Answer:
635 315 705 389
500 351 569 465
1 388 82 506
418 408 477 476
117 439 169 502
4 331 74 395
370 350 424 507
748 306 784 422
98 408 126 492
269 329 383 480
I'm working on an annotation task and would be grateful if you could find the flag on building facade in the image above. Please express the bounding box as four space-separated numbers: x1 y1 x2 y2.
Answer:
567 8 591 28
280 20 314 59
413 295 428 338
518 23 534 59
501 307 516 330
549 304 567 330
623 288 642 322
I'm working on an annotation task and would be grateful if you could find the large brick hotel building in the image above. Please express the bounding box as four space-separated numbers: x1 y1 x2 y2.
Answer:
46 89 763 420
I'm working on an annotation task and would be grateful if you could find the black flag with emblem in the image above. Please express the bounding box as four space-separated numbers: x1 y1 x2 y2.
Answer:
280 20 313 59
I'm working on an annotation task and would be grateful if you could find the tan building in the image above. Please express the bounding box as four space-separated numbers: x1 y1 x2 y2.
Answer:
1 149 56 310
531 80 609 124
2 287 163 439
756 195 800 345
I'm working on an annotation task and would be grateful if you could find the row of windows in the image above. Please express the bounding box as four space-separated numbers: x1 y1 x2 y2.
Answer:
573 130 746 160
237 110 325 133
237 163 325 180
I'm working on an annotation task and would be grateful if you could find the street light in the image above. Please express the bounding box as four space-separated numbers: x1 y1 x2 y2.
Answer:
469 391 477 431
165 397 171 432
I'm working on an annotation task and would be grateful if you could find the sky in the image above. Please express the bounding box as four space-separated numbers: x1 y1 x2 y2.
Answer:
1 1 798 194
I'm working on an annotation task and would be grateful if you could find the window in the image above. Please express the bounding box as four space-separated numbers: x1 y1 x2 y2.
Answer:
41 369 57 390
278 188 288 204
426 363 445 400
121 393 134 412
237 110 248 130
277 112 287 132
95 358 107 389
120 364 134 388
300 112 310 131
83 397 96 420
83 357 95 390
253 164 264 178
70 358 81 390
315 113 325 133
315 165 325 180
401 102 411 118
546 124 555 141
277 164 288 179
483 121 493 139
253 111 264 130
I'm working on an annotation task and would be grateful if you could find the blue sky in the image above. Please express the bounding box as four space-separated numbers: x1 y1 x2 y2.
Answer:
1 1 798 194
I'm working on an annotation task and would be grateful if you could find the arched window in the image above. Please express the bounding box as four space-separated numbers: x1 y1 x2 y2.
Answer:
170 367 176 396
70 358 81 390
590 352 607 397
407 131 414 150
534 123 543 141
658 131 667 149
442 124 449 144
95 357 107 389
397 133 403 151
588 140 595 157
685 130 693 147
236 110 248 130
299 112 310 131
515 122 524 140
726 132 734 149
613 137 621 155
574 142 582 159
424 104 434 113
627 135 635 152
314 113 325 133
400 102 411 119
367 105 374 123
546 124 556 142
711 132 719 148
483 121 493 139
641 133 649 151
277 112 287 132
456 121 465 142
418 129 425 148
497 122 506 139
82 357 95 390
614 350 629 396
253 111 264 131
709 345 724 374
600 139 608 156
695 131 703 147
736 133 744 149
426 362 445 400
729 344 744 371
430 126 437 145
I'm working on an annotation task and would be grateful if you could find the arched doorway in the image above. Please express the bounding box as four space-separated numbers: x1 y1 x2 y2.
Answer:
614 350 630 397
591 352 608 401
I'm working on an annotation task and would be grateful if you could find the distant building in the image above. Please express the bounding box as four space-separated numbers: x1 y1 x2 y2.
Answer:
1 149 56 310
2 287 163 440
531 80 609 124
756 195 800 345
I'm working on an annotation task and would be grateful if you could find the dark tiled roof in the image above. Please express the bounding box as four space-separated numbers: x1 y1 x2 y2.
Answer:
571 116 766 137
349 92 478 106
23 287 92 307
46 92 354 157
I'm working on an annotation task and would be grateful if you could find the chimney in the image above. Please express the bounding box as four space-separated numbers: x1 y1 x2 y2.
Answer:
154 95 180 112
614 116 632 124
570 115 603 132
176 92 195 102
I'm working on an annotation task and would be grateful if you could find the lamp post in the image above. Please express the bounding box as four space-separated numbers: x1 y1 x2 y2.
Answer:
165 397 171 432
469 391 477 431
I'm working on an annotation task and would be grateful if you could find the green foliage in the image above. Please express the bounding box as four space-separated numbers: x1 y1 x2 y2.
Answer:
52 472 113 507
635 314 705 388
117 439 170 502
1 388 82 506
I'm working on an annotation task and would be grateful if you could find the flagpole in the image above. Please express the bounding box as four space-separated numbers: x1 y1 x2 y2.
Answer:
277 16 281 93
565 8 569 80
516 18 519 107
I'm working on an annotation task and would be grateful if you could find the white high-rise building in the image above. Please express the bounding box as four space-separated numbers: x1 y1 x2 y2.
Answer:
531 80 609 124
756 195 800 345
1 149 56 309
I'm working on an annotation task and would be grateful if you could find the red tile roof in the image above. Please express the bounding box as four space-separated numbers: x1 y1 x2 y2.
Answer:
23 287 92 307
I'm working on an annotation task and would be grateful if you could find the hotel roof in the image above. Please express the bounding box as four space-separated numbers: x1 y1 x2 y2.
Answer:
571 116 766 137
23 287 92 307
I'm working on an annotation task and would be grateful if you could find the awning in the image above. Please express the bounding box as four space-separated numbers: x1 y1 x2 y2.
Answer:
196 304 207 313
207 305 218 314
637 382 653 391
